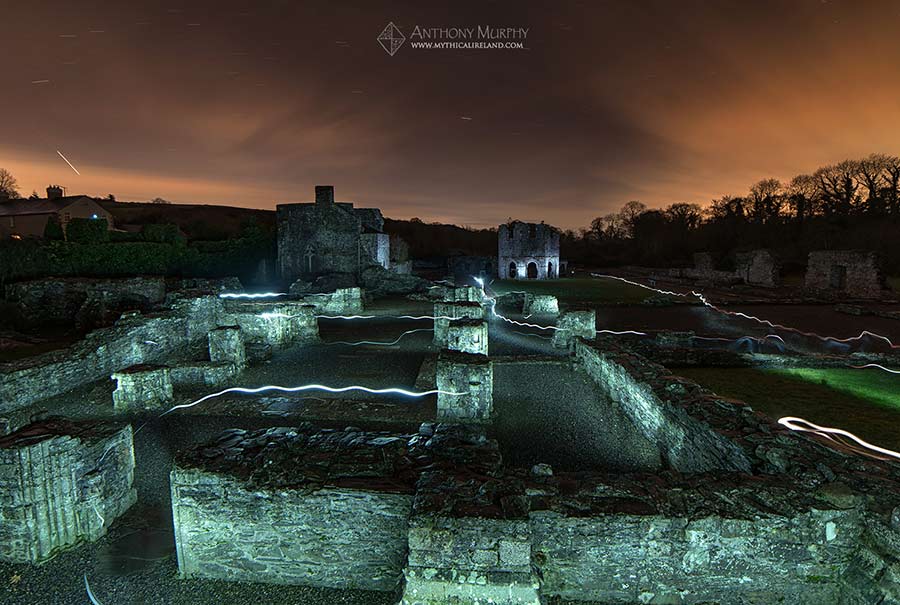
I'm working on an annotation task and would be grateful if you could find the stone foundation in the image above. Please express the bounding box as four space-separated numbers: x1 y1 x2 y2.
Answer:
111 364 174 412
445 319 488 355
575 339 751 473
0 295 221 413
735 249 780 287
551 309 596 349
294 287 364 315
0 418 136 563
435 351 493 423
433 301 485 348
523 293 559 316
170 362 240 387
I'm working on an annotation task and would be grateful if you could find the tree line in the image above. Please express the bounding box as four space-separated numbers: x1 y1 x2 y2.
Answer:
564 153 900 273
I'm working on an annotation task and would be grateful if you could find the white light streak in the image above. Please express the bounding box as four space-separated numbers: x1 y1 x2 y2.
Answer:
84 574 105 605
850 363 900 374
161 383 463 415
592 274 898 350
219 292 287 299
778 416 900 461
56 150 81 175
31 79 50 84
327 328 433 347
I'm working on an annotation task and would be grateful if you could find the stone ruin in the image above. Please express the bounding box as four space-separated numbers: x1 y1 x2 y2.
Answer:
168 334 900 603
671 250 780 288
0 418 136 563
497 221 561 280
805 250 889 299
522 293 559 316
551 308 596 349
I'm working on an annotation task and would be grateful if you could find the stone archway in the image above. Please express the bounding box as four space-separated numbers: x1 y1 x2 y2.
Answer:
527 262 538 279
508 262 518 279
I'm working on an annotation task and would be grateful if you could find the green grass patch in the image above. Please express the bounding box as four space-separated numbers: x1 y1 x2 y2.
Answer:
491 277 658 305
677 367 900 451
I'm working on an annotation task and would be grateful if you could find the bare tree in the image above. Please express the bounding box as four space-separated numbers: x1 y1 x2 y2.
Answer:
786 174 818 223
814 160 860 217
0 168 19 199
857 154 889 215
748 178 783 224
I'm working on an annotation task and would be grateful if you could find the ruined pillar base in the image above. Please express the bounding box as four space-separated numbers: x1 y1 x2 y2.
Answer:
435 351 493 423
433 302 485 348
446 319 488 355
551 309 596 349
112 364 174 412
208 325 247 368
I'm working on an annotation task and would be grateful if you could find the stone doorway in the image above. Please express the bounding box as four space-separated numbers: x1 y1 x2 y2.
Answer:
527 262 538 279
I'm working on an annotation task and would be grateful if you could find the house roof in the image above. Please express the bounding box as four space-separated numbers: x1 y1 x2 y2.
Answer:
0 196 97 217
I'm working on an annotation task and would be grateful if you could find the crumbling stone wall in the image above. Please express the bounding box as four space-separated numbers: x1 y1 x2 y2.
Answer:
805 250 888 299
171 427 415 590
551 309 596 349
220 300 319 346
575 339 752 473
735 249 780 287
276 185 389 282
111 364 174 412
433 301 485 347
0 295 222 414
435 351 493 423
445 319 488 355
0 418 136 563
401 517 539 605
497 221 560 280
531 507 860 604
5 276 167 330
523 293 559 316
292 287 364 315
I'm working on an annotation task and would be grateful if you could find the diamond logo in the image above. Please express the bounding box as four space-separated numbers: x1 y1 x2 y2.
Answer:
377 22 405 56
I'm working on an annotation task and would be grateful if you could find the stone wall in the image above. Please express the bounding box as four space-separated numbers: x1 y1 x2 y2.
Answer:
5 276 167 329
551 309 596 349
220 300 319 346
293 287 364 315
523 293 559 316
805 250 888 299
497 221 561 280
531 507 860 604
171 426 416 590
0 295 221 414
0 418 136 563
433 301 485 347
361 232 390 270
435 351 493 423
445 319 488 355
112 364 174 412
401 517 539 605
735 249 780 287
575 339 752 473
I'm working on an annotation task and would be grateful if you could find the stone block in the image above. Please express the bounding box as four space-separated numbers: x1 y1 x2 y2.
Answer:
435 351 493 423
523 293 559 316
446 319 488 355
0 418 136 563
551 309 596 349
112 364 174 412
433 302 485 347
208 325 247 368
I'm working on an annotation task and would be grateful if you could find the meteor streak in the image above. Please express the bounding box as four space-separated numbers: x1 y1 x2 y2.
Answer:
56 149 81 175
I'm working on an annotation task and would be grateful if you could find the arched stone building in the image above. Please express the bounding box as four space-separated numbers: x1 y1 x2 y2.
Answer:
497 221 561 280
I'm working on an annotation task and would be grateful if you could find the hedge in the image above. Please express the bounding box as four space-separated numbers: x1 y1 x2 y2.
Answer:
66 218 109 243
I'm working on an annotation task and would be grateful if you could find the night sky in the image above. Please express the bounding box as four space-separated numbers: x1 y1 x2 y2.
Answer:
4 0 900 228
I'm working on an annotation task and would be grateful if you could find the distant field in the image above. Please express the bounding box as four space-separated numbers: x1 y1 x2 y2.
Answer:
677 367 900 451
490 276 658 305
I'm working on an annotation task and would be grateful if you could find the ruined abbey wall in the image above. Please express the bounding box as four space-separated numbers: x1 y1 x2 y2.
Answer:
805 250 888 299
497 221 560 280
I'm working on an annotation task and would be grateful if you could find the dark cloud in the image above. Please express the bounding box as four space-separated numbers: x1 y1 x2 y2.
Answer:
2 0 900 228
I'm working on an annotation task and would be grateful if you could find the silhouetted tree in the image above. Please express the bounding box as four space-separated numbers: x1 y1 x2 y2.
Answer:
0 168 19 199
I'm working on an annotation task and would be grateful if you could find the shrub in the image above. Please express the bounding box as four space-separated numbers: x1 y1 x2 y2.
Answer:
142 223 185 245
66 218 109 243
43 216 64 241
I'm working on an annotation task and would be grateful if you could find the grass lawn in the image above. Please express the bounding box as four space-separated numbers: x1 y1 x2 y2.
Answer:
677 367 900 451
490 277 660 305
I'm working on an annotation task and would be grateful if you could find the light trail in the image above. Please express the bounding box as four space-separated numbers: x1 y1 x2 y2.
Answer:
474 277 562 332
56 150 81 175
850 363 900 374
598 329 648 336
778 416 900 462
219 292 287 299
84 574 105 605
326 328 433 346
160 383 463 416
592 273 898 351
